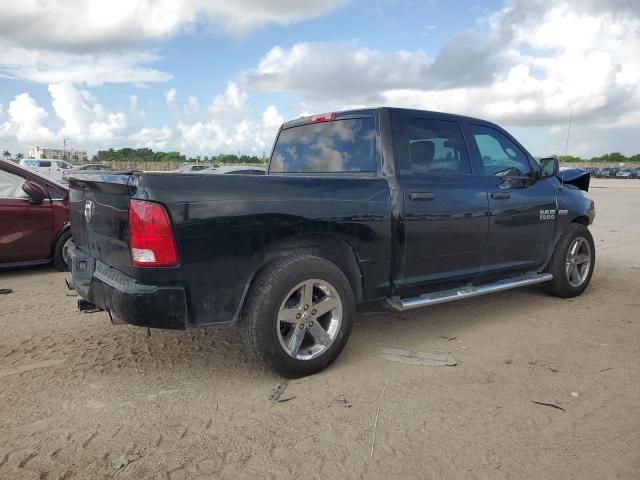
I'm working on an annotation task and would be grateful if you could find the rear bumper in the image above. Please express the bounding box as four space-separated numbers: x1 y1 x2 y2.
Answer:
67 243 188 330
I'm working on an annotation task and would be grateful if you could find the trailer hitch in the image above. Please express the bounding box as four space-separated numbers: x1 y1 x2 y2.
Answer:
77 299 101 313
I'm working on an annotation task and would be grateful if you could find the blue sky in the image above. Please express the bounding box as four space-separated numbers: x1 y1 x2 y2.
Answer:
0 0 638 158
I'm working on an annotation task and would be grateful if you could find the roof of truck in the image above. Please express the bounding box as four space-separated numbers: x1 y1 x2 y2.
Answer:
280 107 495 130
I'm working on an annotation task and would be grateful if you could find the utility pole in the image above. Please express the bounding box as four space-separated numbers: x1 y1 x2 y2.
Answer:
63 137 71 162
564 106 573 156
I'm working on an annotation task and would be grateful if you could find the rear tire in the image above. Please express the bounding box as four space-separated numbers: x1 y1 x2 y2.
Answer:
52 229 72 272
240 255 355 378
542 223 595 298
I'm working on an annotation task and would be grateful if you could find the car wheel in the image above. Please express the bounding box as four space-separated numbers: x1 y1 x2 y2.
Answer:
240 255 355 378
542 223 595 298
52 229 72 272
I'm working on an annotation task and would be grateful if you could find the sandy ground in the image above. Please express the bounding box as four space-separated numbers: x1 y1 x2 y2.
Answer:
1 178 639 480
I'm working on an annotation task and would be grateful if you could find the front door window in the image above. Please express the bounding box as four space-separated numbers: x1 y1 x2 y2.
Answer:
470 125 532 177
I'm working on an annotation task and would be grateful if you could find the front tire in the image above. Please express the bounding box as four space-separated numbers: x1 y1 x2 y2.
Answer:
240 255 355 378
52 229 72 272
542 223 595 298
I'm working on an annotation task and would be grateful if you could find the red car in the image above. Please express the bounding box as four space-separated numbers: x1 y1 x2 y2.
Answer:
0 159 71 270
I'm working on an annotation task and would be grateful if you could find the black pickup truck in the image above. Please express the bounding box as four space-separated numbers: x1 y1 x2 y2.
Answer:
66 107 595 377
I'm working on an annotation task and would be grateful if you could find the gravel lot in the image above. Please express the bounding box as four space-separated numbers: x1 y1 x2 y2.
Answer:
1 178 639 480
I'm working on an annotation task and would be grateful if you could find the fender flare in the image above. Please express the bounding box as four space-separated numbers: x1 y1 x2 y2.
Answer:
230 233 364 324
540 217 590 272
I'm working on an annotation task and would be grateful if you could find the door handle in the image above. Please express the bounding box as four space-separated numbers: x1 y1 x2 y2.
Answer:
491 192 511 199
409 192 435 201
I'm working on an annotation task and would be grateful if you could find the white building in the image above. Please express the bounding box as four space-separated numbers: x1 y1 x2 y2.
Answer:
29 146 88 164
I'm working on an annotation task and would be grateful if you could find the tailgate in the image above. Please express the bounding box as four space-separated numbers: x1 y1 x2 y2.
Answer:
68 173 134 276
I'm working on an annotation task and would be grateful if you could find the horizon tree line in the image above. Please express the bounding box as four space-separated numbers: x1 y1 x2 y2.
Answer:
2 147 640 165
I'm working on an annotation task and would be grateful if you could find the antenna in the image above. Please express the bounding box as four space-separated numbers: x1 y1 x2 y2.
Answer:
559 106 574 190
564 106 573 156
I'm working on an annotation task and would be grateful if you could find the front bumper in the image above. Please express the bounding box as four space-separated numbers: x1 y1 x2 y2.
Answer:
67 243 188 330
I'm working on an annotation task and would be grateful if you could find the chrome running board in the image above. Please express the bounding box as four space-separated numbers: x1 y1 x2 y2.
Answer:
386 273 553 312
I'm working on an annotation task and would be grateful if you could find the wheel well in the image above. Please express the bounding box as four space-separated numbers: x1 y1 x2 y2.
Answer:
572 215 589 226
252 234 364 302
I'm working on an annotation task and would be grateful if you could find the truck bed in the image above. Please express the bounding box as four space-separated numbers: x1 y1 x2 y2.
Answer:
68 172 391 327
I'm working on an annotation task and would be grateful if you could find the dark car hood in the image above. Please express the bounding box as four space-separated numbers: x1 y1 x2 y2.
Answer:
558 168 590 192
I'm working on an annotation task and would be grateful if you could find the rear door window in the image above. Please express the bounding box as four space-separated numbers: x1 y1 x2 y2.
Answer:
270 117 377 173
405 119 471 175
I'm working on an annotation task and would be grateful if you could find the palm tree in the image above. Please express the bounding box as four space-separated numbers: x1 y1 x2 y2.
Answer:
16 153 24 162
2 150 11 161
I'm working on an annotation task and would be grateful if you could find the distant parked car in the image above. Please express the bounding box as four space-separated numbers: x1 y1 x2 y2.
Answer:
176 164 209 173
0 159 70 271
62 164 114 182
19 159 73 183
616 169 637 179
597 167 619 178
199 165 266 175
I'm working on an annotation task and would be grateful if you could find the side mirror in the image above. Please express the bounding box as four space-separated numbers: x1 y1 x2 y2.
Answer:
22 180 46 204
539 157 559 178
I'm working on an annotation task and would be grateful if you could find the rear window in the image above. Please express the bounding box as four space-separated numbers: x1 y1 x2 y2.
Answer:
270 117 377 173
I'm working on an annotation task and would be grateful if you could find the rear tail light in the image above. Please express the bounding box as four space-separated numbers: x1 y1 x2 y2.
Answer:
128 199 178 267
310 112 336 123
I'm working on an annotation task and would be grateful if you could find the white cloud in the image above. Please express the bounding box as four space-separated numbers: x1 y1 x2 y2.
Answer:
128 125 174 151
2 81 282 157
177 82 283 155
0 1 346 87
0 41 171 85
3 0 638 157
49 82 93 137
211 82 248 113
47 82 131 146
0 93 55 144
246 43 432 101
0 0 347 51
262 105 284 129
165 89 202 116
165 88 177 106
245 0 640 141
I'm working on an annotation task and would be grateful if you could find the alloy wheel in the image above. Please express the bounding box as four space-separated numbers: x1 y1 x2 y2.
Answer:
276 279 343 360
565 236 592 288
